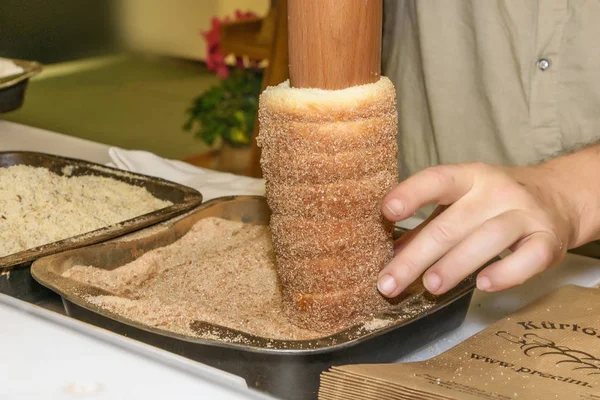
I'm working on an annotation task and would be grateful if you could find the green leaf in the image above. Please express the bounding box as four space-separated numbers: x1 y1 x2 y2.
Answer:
183 67 262 146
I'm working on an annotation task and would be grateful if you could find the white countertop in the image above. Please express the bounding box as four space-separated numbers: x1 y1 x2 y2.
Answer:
0 294 271 400
2 119 600 396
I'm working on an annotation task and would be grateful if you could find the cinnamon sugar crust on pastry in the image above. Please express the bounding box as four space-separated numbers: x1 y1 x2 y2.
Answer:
266 171 397 220
259 115 397 155
258 77 399 331
261 141 398 185
270 215 392 257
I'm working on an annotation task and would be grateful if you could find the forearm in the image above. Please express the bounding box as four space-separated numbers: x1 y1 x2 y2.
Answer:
533 144 600 248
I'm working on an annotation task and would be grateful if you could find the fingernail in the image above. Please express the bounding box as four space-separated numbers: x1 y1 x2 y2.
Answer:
385 199 404 216
477 276 492 291
377 274 397 296
423 272 442 293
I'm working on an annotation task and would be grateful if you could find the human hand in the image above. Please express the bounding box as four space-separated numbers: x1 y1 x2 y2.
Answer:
377 162 579 297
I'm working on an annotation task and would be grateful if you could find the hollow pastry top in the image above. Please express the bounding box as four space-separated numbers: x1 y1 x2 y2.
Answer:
259 76 396 123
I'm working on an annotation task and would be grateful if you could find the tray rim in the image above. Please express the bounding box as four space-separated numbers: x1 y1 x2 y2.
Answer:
0 150 203 268
31 195 479 356
0 58 43 90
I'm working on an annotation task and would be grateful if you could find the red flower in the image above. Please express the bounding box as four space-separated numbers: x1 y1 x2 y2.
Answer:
202 17 220 49
202 17 229 78
201 10 260 79
235 10 257 21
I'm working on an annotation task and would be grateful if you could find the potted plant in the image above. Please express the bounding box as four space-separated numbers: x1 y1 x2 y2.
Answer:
184 11 263 175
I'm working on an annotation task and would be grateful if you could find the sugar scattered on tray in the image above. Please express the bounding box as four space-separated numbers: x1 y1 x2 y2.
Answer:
0 165 172 258
66 217 333 340
62 217 443 343
66 217 399 341
361 318 393 331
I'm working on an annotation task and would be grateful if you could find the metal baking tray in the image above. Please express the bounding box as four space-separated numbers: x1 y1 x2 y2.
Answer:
0 58 43 113
32 195 485 400
1 151 203 301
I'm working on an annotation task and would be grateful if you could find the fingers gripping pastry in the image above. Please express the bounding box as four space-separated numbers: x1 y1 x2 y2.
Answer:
257 77 399 332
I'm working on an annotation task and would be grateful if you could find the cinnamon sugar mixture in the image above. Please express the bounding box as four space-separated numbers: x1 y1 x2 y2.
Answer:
63 217 379 341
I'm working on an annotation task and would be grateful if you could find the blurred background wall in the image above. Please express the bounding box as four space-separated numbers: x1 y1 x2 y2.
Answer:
0 0 118 64
0 0 269 63
118 0 269 60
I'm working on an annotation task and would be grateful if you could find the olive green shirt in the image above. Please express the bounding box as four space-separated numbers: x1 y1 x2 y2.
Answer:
383 0 600 181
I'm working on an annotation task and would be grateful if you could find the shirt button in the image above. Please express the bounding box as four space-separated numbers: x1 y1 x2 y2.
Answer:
537 58 551 71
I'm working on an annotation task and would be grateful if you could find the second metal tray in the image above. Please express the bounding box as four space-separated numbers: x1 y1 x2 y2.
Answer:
1 151 203 301
32 195 483 399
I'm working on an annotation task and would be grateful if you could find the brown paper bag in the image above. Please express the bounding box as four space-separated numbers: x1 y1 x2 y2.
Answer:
320 285 600 400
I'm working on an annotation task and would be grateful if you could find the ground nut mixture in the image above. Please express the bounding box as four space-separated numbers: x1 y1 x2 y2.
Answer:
0 165 172 257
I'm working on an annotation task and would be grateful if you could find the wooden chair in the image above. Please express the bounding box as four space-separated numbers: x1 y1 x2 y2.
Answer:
220 0 289 177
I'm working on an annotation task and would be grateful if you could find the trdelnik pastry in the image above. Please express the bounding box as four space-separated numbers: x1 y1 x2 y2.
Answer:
257 77 399 331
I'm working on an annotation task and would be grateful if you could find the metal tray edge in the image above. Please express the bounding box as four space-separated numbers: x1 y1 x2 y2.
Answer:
0 59 43 89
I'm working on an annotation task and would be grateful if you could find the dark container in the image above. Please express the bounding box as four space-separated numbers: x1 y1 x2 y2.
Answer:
0 59 42 113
